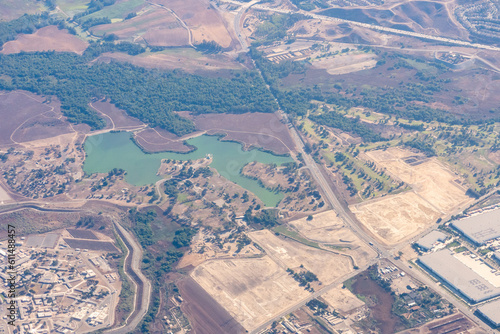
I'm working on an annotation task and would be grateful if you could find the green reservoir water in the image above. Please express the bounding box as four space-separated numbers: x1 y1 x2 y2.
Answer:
83 132 293 206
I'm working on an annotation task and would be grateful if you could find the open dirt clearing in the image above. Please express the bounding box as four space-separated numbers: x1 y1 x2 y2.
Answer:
349 147 471 245
289 210 377 268
178 277 246 334
194 112 296 155
191 256 310 331
91 6 189 46
0 91 73 146
151 0 235 48
249 229 353 285
0 185 11 202
321 285 365 313
134 127 195 152
350 191 441 245
1 26 88 54
95 49 244 72
90 100 145 130
312 53 377 75
364 147 469 212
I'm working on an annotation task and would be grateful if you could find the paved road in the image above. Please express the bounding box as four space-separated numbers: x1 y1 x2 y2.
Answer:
251 4 500 52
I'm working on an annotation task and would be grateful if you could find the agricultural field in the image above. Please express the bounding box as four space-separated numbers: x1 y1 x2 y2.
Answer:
191 256 311 331
0 26 88 54
249 229 353 285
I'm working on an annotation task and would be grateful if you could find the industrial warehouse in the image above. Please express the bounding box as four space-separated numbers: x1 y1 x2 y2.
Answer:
418 249 500 303
477 298 500 328
451 208 500 245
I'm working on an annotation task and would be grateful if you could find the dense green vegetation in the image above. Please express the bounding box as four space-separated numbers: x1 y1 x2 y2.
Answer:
172 227 197 248
244 208 279 227
0 49 277 135
253 13 307 44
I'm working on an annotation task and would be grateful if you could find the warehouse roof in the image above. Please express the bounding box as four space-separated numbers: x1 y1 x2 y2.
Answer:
477 298 500 326
419 249 500 303
451 208 500 245
417 231 448 250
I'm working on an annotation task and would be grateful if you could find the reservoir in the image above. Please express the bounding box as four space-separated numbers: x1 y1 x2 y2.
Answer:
83 131 293 206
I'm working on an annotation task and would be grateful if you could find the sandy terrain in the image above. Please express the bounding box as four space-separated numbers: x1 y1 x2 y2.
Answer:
350 191 440 245
289 210 377 268
365 147 469 212
312 53 377 75
134 127 195 153
348 147 471 245
1 26 88 54
249 229 353 285
191 256 310 331
321 285 365 313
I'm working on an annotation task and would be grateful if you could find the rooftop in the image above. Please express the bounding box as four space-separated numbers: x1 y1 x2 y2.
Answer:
416 230 448 250
477 298 500 326
451 208 500 245
419 249 500 303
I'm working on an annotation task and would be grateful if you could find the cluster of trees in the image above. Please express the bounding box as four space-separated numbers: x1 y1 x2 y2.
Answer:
172 228 197 248
195 40 222 54
244 208 279 227
80 17 111 30
0 50 277 135
253 13 307 44
129 209 155 247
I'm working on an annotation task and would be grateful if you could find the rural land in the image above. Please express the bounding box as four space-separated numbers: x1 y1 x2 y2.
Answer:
1 0 500 333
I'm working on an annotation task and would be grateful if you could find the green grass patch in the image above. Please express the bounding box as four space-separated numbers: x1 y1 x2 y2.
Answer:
84 0 144 20
272 225 321 249
454 246 468 253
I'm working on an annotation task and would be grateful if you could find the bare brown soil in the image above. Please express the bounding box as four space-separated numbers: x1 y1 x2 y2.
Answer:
178 277 246 334
90 100 145 129
95 50 244 73
66 229 99 240
63 238 119 252
398 313 475 334
134 127 195 152
1 26 88 54
0 91 73 146
151 0 235 48
91 7 189 46
194 112 296 155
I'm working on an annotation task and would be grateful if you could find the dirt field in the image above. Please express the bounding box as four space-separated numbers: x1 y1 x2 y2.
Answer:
289 210 377 268
1 26 88 54
0 0 46 21
350 191 441 245
191 256 311 331
91 6 189 46
151 0 235 48
348 147 471 245
249 229 353 285
364 147 469 213
0 185 11 202
0 91 74 146
194 112 296 155
321 285 365 313
134 127 195 152
95 49 244 73
178 277 246 334
90 100 145 130
312 53 377 75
